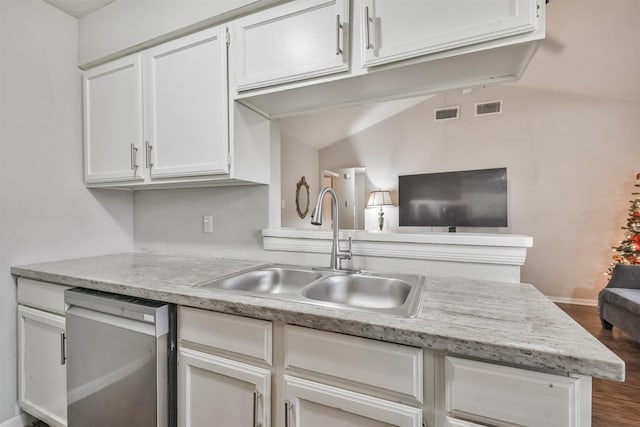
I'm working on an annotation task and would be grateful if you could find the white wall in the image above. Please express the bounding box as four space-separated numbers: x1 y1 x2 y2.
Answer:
0 1 134 423
133 186 269 260
280 133 320 228
318 0 640 301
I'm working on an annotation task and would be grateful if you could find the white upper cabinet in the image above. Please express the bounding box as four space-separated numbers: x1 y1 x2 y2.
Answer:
145 27 229 178
83 54 144 184
362 0 539 67
83 25 271 189
232 0 350 91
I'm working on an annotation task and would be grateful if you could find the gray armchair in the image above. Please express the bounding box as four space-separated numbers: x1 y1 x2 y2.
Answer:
598 264 640 342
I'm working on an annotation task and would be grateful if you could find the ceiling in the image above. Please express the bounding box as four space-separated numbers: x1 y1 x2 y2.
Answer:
279 96 431 150
43 0 116 18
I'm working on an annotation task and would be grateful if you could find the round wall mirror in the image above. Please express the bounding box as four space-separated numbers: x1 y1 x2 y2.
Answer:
296 176 310 219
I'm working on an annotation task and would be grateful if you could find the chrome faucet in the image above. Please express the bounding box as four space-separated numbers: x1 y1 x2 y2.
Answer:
311 187 354 271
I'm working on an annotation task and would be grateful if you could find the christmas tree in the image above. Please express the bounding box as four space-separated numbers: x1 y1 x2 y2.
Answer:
609 172 640 274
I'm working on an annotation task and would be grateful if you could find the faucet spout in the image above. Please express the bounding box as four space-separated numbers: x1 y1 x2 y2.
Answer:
311 187 353 271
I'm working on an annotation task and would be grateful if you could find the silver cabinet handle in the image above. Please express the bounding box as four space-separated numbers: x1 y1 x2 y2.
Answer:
253 391 262 427
336 15 343 56
130 144 138 171
60 332 66 365
284 400 292 427
145 141 153 169
365 6 373 49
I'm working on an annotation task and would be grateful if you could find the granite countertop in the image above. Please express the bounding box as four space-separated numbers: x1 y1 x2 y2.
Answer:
11 252 624 381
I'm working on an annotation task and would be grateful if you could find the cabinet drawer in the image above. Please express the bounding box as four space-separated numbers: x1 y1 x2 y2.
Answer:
285 325 423 402
179 307 272 365
17 278 71 316
445 357 588 427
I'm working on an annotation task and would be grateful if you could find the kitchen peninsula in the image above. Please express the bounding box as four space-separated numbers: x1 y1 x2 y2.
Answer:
13 252 623 427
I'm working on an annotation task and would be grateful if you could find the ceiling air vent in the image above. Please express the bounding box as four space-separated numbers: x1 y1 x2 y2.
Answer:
476 100 502 116
434 106 459 121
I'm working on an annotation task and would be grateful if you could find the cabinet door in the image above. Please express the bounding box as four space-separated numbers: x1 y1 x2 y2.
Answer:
83 54 144 183
362 0 538 67
178 347 270 427
232 0 349 91
18 305 67 427
145 26 229 179
283 375 422 427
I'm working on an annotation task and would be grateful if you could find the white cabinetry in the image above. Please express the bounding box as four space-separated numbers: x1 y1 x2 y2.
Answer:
83 54 144 184
231 0 349 91
145 28 229 179
283 325 423 427
444 356 591 427
361 0 539 68
178 308 425 427
283 375 422 427
83 26 270 189
178 348 270 427
178 307 272 427
233 0 544 118
17 279 71 427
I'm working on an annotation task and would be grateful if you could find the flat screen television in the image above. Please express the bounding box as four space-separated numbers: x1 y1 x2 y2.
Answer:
398 167 507 228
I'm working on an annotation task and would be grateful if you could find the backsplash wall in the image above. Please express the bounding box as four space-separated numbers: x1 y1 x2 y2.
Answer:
133 186 270 260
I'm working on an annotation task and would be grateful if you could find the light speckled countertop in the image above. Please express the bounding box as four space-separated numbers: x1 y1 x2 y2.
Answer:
11 252 624 381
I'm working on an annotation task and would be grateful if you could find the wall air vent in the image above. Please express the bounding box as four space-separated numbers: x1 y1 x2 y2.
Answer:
476 100 502 116
434 106 459 121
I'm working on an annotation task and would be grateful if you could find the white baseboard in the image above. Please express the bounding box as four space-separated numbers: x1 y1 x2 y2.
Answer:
0 413 35 427
548 296 598 307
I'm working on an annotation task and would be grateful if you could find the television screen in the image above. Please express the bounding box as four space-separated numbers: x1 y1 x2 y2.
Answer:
398 168 507 227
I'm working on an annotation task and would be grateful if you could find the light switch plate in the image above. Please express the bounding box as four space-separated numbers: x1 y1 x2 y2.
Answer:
203 216 213 233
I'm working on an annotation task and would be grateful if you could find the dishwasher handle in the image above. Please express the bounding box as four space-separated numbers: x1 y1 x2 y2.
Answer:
66 306 157 336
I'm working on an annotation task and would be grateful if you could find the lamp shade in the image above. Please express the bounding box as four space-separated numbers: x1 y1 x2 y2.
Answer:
367 190 394 207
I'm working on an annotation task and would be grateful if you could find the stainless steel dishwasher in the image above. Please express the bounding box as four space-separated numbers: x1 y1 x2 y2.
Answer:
64 288 176 427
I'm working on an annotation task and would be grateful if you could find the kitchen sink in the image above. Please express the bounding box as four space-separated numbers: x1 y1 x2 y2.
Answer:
302 275 412 309
196 264 425 318
198 267 322 294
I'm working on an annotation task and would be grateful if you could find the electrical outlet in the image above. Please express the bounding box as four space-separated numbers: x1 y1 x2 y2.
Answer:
203 216 213 233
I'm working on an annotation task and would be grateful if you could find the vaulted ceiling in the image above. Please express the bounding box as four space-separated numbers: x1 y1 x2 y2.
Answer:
43 0 115 18
279 96 430 150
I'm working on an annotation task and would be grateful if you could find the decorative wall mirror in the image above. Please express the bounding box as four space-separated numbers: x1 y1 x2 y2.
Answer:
295 176 310 219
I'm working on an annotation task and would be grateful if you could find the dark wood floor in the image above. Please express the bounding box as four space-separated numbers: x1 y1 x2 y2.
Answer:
557 303 640 427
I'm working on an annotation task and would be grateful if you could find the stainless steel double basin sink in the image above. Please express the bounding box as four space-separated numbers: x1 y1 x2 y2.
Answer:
196 264 425 318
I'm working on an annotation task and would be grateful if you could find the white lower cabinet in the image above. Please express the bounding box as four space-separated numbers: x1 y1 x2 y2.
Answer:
178 347 270 427
17 279 71 427
178 307 273 427
283 375 422 427
444 356 591 427
178 307 425 427
177 307 592 427
283 325 424 427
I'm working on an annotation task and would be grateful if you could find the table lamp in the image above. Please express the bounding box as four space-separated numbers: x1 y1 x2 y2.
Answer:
367 190 394 231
